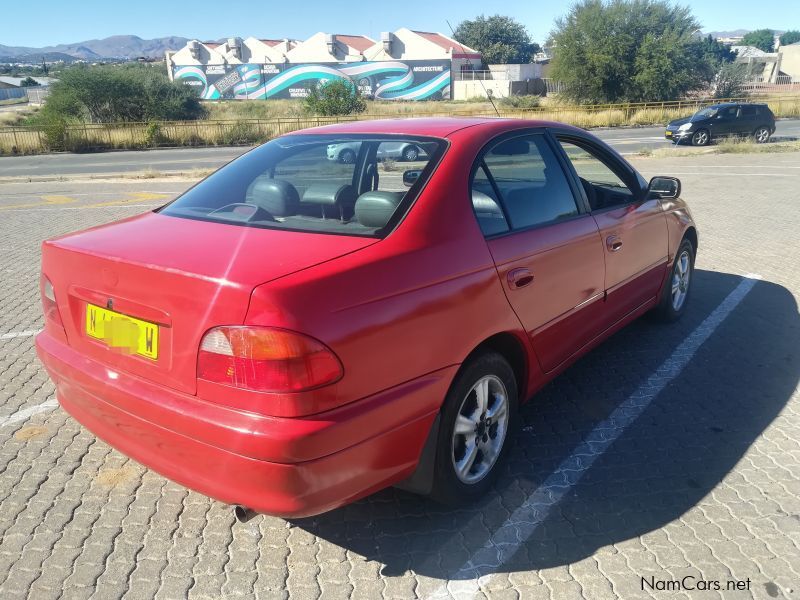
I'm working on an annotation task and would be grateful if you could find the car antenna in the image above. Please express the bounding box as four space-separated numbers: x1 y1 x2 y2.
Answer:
445 20 501 118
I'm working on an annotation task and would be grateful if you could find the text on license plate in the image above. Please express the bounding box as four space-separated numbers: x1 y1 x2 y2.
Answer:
85 303 159 359
665 130 673 136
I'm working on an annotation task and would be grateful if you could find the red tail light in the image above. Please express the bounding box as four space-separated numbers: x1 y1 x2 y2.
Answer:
197 326 343 392
41 275 64 328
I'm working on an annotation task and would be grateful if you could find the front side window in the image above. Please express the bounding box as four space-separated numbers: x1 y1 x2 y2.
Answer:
159 134 445 236
557 140 636 211
473 134 579 233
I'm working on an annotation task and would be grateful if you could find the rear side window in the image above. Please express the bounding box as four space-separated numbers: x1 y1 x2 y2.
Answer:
159 134 445 237
740 105 757 117
474 134 579 233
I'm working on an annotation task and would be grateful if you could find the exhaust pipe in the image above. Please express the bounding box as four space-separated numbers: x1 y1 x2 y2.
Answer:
233 505 257 523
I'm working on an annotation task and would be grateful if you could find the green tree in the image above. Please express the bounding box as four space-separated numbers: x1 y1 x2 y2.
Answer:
713 63 750 98
779 30 800 46
36 64 205 124
741 29 775 52
454 15 541 64
19 76 40 87
549 0 715 103
303 79 366 116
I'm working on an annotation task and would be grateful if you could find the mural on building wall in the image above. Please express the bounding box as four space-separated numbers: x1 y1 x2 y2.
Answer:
173 60 451 101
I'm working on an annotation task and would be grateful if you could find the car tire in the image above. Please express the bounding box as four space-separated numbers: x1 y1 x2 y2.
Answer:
691 129 710 146
401 146 420 162
753 126 771 144
339 149 356 164
652 238 695 323
429 351 518 506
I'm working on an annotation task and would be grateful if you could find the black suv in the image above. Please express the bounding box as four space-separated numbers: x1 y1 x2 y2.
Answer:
665 103 776 146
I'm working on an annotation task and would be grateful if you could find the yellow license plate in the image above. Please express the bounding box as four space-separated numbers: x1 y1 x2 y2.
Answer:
85 303 159 359
665 130 673 136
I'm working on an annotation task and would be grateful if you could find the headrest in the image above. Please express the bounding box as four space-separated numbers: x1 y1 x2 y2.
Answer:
355 191 403 228
246 177 299 217
472 190 503 215
301 184 356 207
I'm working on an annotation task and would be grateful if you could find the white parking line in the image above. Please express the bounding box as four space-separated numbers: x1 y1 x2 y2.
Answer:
432 273 762 599
0 329 41 340
0 398 58 428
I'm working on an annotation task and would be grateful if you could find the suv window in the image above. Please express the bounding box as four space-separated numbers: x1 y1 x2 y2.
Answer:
740 105 757 117
720 106 739 119
557 139 637 211
475 134 579 232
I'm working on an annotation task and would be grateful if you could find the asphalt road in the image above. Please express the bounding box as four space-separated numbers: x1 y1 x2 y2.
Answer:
1 119 799 180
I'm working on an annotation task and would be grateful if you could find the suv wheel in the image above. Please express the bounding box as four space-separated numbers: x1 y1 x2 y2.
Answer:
430 352 518 505
753 126 771 144
691 129 710 146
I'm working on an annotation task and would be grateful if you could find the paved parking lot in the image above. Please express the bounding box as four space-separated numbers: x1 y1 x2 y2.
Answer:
0 153 799 599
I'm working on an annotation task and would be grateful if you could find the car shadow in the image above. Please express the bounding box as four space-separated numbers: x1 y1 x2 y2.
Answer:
292 270 799 581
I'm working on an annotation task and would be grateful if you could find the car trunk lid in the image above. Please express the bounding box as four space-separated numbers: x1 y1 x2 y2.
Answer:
42 212 376 394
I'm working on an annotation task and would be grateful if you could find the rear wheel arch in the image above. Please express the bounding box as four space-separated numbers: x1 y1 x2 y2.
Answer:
460 332 528 403
394 331 529 496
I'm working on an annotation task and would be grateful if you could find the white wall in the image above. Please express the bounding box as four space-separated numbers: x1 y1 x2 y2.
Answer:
453 80 512 100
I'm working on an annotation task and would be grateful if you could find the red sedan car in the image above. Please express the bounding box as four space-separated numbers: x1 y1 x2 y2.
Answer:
36 118 697 518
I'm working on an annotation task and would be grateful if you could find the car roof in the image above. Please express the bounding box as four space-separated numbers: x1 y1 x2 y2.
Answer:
288 116 586 139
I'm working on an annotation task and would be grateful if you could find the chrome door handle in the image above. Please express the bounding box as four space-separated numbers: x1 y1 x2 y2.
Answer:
606 236 623 252
507 268 534 289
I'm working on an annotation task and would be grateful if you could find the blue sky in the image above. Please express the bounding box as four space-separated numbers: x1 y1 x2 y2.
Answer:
3 0 798 48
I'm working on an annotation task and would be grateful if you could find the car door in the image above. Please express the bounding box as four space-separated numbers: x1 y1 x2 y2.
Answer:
710 105 740 138
554 134 669 326
475 132 607 373
738 104 758 135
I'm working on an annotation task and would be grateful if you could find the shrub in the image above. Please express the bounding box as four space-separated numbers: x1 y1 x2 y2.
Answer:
303 79 366 116
499 95 541 109
34 64 206 125
714 63 750 99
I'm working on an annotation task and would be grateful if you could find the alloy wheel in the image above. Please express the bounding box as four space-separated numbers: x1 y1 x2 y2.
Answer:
671 250 691 311
451 375 509 484
692 130 709 146
755 127 770 143
403 147 419 161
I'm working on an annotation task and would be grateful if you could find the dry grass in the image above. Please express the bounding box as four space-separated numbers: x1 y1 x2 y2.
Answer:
716 138 800 153
640 138 800 158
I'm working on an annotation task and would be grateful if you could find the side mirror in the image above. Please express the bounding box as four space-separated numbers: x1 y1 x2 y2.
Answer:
403 169 422 187
648 176 681 199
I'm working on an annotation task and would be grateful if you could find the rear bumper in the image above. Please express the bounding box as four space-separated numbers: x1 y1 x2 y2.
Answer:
36 331 452 517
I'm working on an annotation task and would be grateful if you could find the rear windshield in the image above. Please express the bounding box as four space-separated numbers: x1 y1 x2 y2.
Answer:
158 134 446 237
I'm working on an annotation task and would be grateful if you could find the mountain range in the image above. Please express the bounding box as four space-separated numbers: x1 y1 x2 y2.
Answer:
1 28 790 63
0 35 190 62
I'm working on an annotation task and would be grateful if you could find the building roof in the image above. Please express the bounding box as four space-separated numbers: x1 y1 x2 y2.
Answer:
0 76 57 87
334 35 374 53
411 31 478 54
